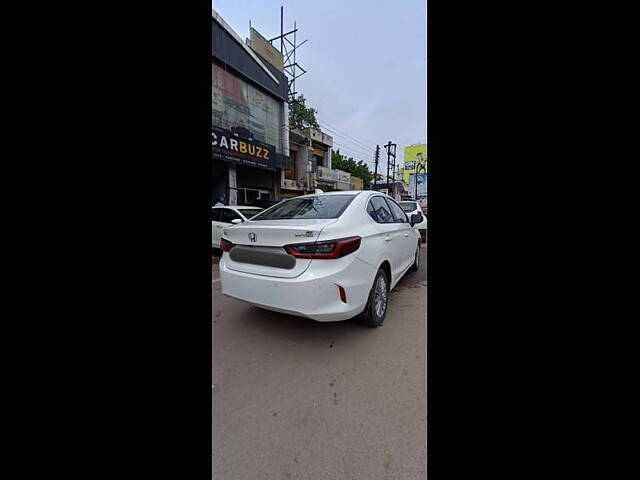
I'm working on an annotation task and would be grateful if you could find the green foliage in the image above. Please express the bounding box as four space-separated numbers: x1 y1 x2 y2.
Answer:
289 94 319 130
331 149 373 189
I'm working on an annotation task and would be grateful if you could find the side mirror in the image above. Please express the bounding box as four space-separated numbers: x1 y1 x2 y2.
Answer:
231 219 242 224
410 213 422 227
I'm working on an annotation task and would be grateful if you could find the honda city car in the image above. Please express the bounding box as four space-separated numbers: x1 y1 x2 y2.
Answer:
218 191 422 327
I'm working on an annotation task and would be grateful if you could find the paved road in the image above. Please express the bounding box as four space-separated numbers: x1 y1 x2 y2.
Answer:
213 246 426 480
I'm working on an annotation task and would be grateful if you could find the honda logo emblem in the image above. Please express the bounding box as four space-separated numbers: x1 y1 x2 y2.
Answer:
248 233 257 243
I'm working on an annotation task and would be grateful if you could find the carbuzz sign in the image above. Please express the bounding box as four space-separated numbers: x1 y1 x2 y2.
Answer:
212 126 280 170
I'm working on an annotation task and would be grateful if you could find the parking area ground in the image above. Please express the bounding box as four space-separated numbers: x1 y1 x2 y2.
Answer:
212 245 426 480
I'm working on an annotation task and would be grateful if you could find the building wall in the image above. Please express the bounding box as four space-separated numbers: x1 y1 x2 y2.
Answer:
212 15 287 101
213 161 228 204
212 62 284 153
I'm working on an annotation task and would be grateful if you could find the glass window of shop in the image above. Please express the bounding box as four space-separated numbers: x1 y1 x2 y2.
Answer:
212 63 283 153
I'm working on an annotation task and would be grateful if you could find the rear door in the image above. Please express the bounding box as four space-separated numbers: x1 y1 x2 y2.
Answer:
369 196 406 280
385 198 416 272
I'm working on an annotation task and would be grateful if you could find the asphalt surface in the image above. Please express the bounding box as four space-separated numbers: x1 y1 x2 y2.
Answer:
212 246 426 480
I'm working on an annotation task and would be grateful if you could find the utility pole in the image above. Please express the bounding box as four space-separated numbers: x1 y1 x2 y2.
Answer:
383 141 397 198
373 145 380 189
392 159 396 197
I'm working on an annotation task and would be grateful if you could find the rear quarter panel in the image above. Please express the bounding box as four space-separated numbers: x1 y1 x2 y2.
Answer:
315 212 393 289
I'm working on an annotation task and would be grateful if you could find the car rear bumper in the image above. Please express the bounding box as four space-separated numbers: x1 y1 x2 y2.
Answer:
219 254 376 322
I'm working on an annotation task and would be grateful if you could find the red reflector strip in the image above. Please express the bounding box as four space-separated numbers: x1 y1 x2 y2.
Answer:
338 285 347 303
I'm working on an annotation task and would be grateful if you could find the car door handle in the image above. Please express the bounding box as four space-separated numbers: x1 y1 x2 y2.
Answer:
404 232 409 237
385 236 393 242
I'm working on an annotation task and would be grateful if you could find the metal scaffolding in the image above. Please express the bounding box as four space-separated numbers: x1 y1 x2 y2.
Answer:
268 6 308 104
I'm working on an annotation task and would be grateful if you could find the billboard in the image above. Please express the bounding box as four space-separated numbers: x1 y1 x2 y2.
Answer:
249 28 284 72
402 144 427 185
407 173 427 199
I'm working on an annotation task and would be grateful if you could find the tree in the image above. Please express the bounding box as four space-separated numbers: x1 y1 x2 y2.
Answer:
289 94 319 130
331 149 373 188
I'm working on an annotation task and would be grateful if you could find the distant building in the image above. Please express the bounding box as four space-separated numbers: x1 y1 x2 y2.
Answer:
282 126 334 197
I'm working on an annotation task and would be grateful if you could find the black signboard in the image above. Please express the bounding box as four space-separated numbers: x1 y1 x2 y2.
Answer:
212 126 285 170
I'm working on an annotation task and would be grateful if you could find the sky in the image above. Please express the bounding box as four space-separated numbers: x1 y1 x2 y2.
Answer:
212 0 426 169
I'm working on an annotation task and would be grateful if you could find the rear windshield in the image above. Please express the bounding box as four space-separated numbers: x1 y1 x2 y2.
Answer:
239 209 263 219
252 195 356 220
400 202 417 212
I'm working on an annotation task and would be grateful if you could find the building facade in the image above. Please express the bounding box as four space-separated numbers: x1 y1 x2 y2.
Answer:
212 11 289 206
282 126 334 197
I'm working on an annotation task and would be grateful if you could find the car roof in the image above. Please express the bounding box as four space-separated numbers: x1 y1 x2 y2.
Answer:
292 191 362 199
212 205 264 209
292 190 407 200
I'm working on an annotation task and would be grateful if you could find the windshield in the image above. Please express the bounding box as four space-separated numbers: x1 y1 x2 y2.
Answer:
400 202 417 212
252 195 356 220
239 209 263 219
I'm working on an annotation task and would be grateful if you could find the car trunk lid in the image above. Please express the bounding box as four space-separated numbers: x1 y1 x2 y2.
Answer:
222 219 337 278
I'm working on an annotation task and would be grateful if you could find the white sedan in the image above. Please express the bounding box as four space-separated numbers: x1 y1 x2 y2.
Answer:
219 191 422 327
212 205 264 249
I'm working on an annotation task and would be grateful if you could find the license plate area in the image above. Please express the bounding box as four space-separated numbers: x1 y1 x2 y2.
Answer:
229 245 296 270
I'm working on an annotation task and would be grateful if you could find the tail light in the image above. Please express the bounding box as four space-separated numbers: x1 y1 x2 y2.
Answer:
220 238 235 252
284 236 361 259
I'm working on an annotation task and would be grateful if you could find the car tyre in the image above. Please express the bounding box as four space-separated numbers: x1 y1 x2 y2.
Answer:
409 241 420 271
356 268 389 328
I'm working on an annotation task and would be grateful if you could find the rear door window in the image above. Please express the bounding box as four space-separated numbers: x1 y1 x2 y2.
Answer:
368 196 394 223
386 199 409 223
211 209 221 222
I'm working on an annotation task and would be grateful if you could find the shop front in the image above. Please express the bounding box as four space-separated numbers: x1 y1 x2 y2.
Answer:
212 126 286 204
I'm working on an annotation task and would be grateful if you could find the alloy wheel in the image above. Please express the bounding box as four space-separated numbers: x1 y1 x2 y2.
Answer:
374 275 387 318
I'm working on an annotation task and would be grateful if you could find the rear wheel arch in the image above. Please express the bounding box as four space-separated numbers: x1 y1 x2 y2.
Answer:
379 260 391 285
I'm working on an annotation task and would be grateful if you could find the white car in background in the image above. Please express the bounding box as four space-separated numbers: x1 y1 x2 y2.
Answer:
399 201 427 241
212 206 264 249
219 191 422 327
